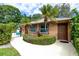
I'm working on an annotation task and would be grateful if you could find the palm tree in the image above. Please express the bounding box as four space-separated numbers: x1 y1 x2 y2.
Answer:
40 4 59 32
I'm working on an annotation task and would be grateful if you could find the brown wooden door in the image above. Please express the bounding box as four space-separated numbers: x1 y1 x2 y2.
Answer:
58 23 68 41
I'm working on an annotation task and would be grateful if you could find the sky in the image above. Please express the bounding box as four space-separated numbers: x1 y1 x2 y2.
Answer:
5 3 43 16
1 3 79 16
0 0 79 3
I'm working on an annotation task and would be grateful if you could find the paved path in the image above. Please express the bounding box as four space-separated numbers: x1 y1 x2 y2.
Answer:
11 37 78 57
0 43 12 48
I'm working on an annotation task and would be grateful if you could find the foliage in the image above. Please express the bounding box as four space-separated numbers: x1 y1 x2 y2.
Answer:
71 8 79 16
31 14 42 21
0 23 15 45
40 4 59 18
71 8 79 55
40 3 71 18
0 5 21 23
71 9 79 41
20 15 30 24
74 38 79 55
0 48 20 56
52 5 59 17
58 3 71 17
23 35 56 45
7 22 17 32
39 4 59 34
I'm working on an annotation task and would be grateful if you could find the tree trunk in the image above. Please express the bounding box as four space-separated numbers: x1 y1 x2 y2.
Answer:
45 22 47 32
44 16 48 32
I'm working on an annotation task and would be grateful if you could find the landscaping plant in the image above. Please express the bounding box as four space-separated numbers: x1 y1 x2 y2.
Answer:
71 8 79 55
23 34 56 45
0 23 16 45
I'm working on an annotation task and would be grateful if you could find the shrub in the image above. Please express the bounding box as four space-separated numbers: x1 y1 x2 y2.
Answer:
0 23 13 45
74 38 79 55
23 35 56 45
71 12 79 55
7 22 17 32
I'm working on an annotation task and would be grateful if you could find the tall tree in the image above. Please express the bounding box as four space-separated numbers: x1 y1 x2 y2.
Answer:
58 3 71 18
0 5 21 23
71 8 79 17
39 4 59 33
52 5 59 17
20 15 31 24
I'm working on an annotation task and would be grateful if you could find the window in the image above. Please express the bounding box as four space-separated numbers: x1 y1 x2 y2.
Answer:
29 24 36 32
40 23 48 33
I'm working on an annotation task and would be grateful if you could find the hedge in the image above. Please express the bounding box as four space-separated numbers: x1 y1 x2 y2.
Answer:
23 35 56 45
0 23 16 45
74 38 79 55
71 14 79 55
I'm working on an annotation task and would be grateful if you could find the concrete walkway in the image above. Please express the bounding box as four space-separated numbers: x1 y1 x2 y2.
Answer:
11 36 78 57
0 43 12 48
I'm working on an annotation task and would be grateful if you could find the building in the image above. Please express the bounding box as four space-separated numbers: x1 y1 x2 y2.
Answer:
21 18 71 42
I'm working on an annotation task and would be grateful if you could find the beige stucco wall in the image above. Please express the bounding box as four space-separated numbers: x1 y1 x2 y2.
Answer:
48 22 58 39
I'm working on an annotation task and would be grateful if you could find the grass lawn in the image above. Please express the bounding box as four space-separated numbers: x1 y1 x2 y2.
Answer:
0 48 20 56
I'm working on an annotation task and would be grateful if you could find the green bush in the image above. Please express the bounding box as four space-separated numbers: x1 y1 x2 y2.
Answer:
74 38 79 55
0 23 14 45
23 35 56 45
71 13 79 55
7 22 17 32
